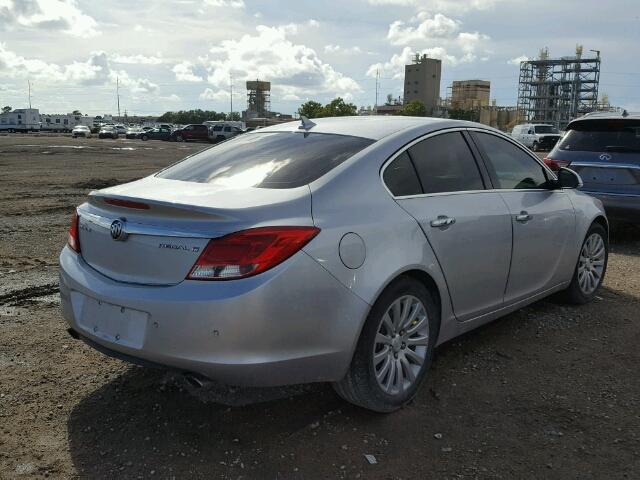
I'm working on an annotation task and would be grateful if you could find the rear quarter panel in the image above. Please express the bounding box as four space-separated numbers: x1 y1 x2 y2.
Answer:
303 130 458 349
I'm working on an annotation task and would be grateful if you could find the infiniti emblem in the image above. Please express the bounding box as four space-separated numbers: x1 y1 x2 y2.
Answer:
599 153 612 161
110 219 128 241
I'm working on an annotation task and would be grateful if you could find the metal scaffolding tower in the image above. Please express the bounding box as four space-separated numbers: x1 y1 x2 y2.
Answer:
246 80 271 119
517 46 600 129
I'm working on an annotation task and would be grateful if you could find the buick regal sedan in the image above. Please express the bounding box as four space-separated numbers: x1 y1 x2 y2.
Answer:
60 116 608 412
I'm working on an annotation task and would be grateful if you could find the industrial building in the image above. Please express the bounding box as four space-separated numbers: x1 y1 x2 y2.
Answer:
404 54 441 115
451 80 490 110
517 46 601 129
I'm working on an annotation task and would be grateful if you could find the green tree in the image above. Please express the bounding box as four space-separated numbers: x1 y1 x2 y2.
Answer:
72 110 82 116
400 100 427 117
2 106 11 113
448 108 479 122
322 97 357 117
157 109 228 124
298 100 324 118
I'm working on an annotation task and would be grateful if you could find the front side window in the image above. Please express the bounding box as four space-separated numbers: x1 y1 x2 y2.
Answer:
383 151 422 196
157 132 374 189
408 132 484 194
213 125 223 131
471 132 549 189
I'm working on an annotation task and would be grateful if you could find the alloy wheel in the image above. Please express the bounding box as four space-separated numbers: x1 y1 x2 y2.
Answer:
577 232 606 295
373 295 429 396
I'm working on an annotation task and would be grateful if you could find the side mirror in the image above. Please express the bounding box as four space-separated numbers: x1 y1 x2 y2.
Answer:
557 167 583 189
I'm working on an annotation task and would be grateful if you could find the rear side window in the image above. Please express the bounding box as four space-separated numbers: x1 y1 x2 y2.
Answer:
471 132 549 189
383 152 422 196
557 119 640 153
157 132 374 189
212 125 223 131
408 132 484 194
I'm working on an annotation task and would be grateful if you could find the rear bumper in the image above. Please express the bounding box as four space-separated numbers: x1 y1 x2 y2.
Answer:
59 246 369 387
581 191 640 222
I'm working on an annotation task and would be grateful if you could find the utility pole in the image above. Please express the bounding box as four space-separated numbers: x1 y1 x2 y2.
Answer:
375 68 379 112
229 73 233 120
28 80 32 109
116 76 121 121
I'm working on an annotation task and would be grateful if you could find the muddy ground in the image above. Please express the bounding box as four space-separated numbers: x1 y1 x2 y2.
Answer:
0 134 638 479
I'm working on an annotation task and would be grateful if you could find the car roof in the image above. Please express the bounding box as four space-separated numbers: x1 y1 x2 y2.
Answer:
568 110 640 128
254 116 480 141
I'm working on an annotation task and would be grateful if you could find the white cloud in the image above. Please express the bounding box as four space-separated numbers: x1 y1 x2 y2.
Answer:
203 0 245 8
0 0 100 37
508 55 530 65
366 0 506 12
199 87 230 101
172 61 204 82
387 13 460 45
0 43 157 93
202 25 361 98
111 54 164 65
324 44 363 55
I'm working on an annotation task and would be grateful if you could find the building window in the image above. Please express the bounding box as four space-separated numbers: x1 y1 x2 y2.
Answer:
55 119 60 123
18 114 22 119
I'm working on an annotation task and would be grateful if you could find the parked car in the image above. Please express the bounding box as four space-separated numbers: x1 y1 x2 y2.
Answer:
98 126 118 139
511 123 562 151
114 125 127 136
170 124 210 142
208 123 245 142
544 110 639 223
71 125 92 138
60 116 608 412
125 127 143 139
139 126 172 141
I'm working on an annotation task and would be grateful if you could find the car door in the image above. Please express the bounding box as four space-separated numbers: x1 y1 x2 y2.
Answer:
387 131 513 321
195 125 208 140
470 131 576 304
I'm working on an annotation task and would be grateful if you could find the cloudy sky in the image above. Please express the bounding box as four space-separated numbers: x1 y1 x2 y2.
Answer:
1 0 638 117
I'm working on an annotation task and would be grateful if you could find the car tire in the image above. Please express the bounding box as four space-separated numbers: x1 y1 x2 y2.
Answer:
141 135 148 141
176 135 184 142
532 141 539 151
561 222 608 305
333 276 439 412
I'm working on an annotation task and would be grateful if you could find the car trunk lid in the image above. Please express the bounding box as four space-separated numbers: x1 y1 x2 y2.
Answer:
77 176 313 285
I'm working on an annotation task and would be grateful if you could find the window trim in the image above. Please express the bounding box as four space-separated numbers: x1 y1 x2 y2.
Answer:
380 127 492 199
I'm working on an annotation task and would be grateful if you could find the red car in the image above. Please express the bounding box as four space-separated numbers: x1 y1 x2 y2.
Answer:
170 124 211 142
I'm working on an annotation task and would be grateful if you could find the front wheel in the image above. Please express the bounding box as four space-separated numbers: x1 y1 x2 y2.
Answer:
141 134 149 141
175 134 184 142
532 141 539 151
561 223 608 304
333 276 439 412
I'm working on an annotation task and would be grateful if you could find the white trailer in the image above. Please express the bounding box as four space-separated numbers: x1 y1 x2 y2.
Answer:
40 114 95 132
0 108 41 132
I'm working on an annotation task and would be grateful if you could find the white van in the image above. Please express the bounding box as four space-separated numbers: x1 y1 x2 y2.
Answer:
511 124 561 151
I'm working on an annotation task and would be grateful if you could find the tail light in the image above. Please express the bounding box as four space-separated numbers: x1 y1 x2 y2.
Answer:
67 210 81 253
543 157 570 172
188 226 320 280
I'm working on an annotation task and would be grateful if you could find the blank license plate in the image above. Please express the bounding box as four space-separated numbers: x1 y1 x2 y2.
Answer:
75 293 149 349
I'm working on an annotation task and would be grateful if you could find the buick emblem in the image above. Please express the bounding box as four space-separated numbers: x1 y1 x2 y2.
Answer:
110 219 127 241
599 153 612 161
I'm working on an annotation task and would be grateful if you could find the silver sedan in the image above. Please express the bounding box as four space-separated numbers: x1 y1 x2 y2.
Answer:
59 116 608 412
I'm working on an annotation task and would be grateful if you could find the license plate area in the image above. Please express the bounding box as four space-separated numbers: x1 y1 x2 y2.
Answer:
577 167 636 186
74 292 149 349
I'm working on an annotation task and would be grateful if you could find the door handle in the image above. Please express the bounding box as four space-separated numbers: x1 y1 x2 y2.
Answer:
430 216 456 228
515 211 532 223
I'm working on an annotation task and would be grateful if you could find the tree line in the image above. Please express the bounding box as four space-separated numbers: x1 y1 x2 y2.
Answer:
156 110 241 124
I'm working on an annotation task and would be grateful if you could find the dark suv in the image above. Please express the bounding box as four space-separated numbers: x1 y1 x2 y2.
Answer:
544 111 640 222
170 124 210 142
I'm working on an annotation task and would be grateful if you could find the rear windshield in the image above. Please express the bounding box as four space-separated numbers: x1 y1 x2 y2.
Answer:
557 119 640 153
157 132 374 188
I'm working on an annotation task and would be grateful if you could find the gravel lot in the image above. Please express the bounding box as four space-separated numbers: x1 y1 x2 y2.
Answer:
0 134 638 479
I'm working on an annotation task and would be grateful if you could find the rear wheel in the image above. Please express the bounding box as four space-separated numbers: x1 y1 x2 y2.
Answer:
333 276 438 412
141 134 149 141
532 141 539 151
175 134 184 142
561 223 608 304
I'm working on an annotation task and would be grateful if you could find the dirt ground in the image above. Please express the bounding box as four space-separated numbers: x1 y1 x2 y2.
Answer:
0 134 638 480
